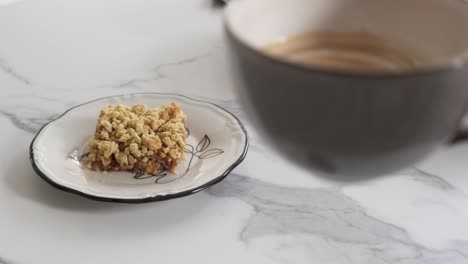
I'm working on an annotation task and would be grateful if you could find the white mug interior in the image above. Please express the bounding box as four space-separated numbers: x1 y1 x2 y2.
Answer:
225 0 468 71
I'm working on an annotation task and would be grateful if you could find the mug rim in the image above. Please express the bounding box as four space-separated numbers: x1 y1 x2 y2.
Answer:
223 2 468 78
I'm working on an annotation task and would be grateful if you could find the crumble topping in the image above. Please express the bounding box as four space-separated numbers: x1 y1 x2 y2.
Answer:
85 103 187 175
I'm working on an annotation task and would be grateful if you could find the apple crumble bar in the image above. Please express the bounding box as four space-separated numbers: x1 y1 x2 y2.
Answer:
85 103 187 175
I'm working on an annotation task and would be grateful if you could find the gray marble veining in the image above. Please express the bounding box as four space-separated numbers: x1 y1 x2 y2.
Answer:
108 51 213 90
0 109 55 134
0 58 30 85
112 78 153 90
208 174 468 263
403 168 457 192
152 52 212 79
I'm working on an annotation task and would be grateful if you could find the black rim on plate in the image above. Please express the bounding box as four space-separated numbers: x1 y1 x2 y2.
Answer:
29 93 249 204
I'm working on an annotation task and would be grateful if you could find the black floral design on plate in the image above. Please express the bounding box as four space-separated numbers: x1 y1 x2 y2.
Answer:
67 149 90 165
133 170 171 184
133 128 224 184
79 152 89 162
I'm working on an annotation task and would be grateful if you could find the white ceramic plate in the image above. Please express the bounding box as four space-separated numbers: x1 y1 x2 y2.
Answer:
30 93 249 203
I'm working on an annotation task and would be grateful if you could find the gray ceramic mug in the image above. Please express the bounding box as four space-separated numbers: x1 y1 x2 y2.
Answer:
224 0 468 177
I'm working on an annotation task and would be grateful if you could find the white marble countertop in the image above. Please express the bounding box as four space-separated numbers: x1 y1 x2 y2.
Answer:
1 0 468 263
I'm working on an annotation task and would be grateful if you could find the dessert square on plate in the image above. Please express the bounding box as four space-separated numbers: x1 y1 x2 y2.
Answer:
86 103 186 175
29 93 248 203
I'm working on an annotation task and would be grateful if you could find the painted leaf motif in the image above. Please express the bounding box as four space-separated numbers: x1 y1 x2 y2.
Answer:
156 173 182 184
199 148 224 159
79 152 90 162
133 170 167 180
133 132 223 185
153 172 169 183
196 135 211 152
133 172 154 180
185 144 194 154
